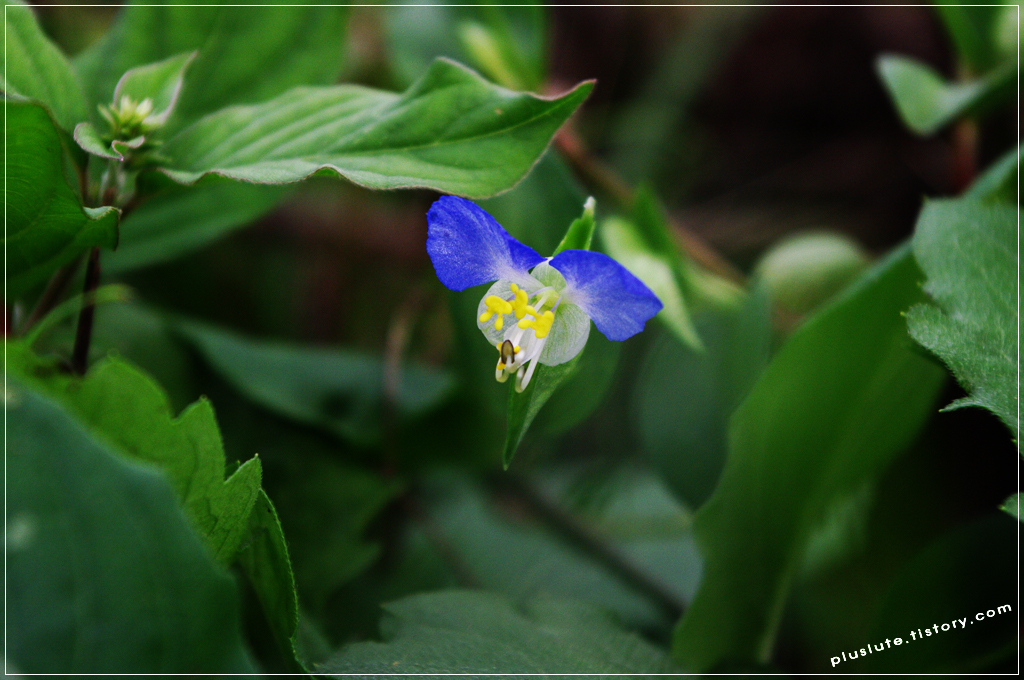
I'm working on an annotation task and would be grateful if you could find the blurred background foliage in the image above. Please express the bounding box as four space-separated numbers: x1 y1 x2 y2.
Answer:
6 2 1019 675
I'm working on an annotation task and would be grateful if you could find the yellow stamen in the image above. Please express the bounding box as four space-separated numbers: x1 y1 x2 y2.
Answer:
480 294 513 330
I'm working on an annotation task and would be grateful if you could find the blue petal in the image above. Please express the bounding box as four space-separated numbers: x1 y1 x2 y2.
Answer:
426 196 544 291
548 249 663 341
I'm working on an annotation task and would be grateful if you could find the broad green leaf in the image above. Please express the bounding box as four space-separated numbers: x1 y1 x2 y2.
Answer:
601 190 703 350
905 198 1019 439
965 142 1020 204
237 489 304 674
6 101 119 298
3 0 87 130
876 54 1015 135
635 286 772 509
158 59 594 198
174 319 455 447
7 380 254 673
673 246 946 670
322 590 681 675
111 51 196 125
7 343 262 565
75 5 348 129
105 178 292 272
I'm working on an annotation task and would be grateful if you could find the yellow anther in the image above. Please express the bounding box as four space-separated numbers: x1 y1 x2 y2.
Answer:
518 308 555 339
510 285 531 319
480 294 514 330
532 310 555 338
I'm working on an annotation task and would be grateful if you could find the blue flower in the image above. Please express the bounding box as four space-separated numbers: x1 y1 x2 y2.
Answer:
427 196 663 392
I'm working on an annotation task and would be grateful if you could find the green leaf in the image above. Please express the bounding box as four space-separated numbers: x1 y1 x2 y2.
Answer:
635 286 772 508
672 246 946 671
322 590 681 674
3 0 87 130
999 492 1020 521
935 3 1011 72
385 5 547 92
73 121 125 161
413 471 698 632
237 489 304 673
503 352 584 467
105 178 292 272
552 196 596 255
965 142 1020 203
7 379 254 673
875 54 1015 135
905 198 1019 439
158 59 594 198
601 190 703 351
6 101 119 298
74 5 348 129
174 319 456 447
7 343 262 565
73 121 147 162
112 51 196 125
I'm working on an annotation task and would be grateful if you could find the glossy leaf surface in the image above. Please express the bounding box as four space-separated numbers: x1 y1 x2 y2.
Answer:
158 59 593 198
6 101 119 298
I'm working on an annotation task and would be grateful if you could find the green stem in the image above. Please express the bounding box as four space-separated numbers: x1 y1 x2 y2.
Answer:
70 247 102 375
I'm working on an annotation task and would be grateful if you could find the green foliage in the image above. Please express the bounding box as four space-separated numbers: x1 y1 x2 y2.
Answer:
502 199 606 467
322 590 681 675
237 489 304 673
6 101 119 298
7 4 1017 674
635 286 772 508
75 5 349 130
175 319 455 447
384 5 548 91
905 198 1020 439
965 142 1020 203
673 247 946 670
935 3 1017 72
601 189 709 350
8 343 262 565
3 0 87 130
875 54 1015 135
158 59 593 198
8 380 254 673
504 352 585 467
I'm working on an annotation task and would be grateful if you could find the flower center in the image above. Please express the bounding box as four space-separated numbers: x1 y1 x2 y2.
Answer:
483 283 561 392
